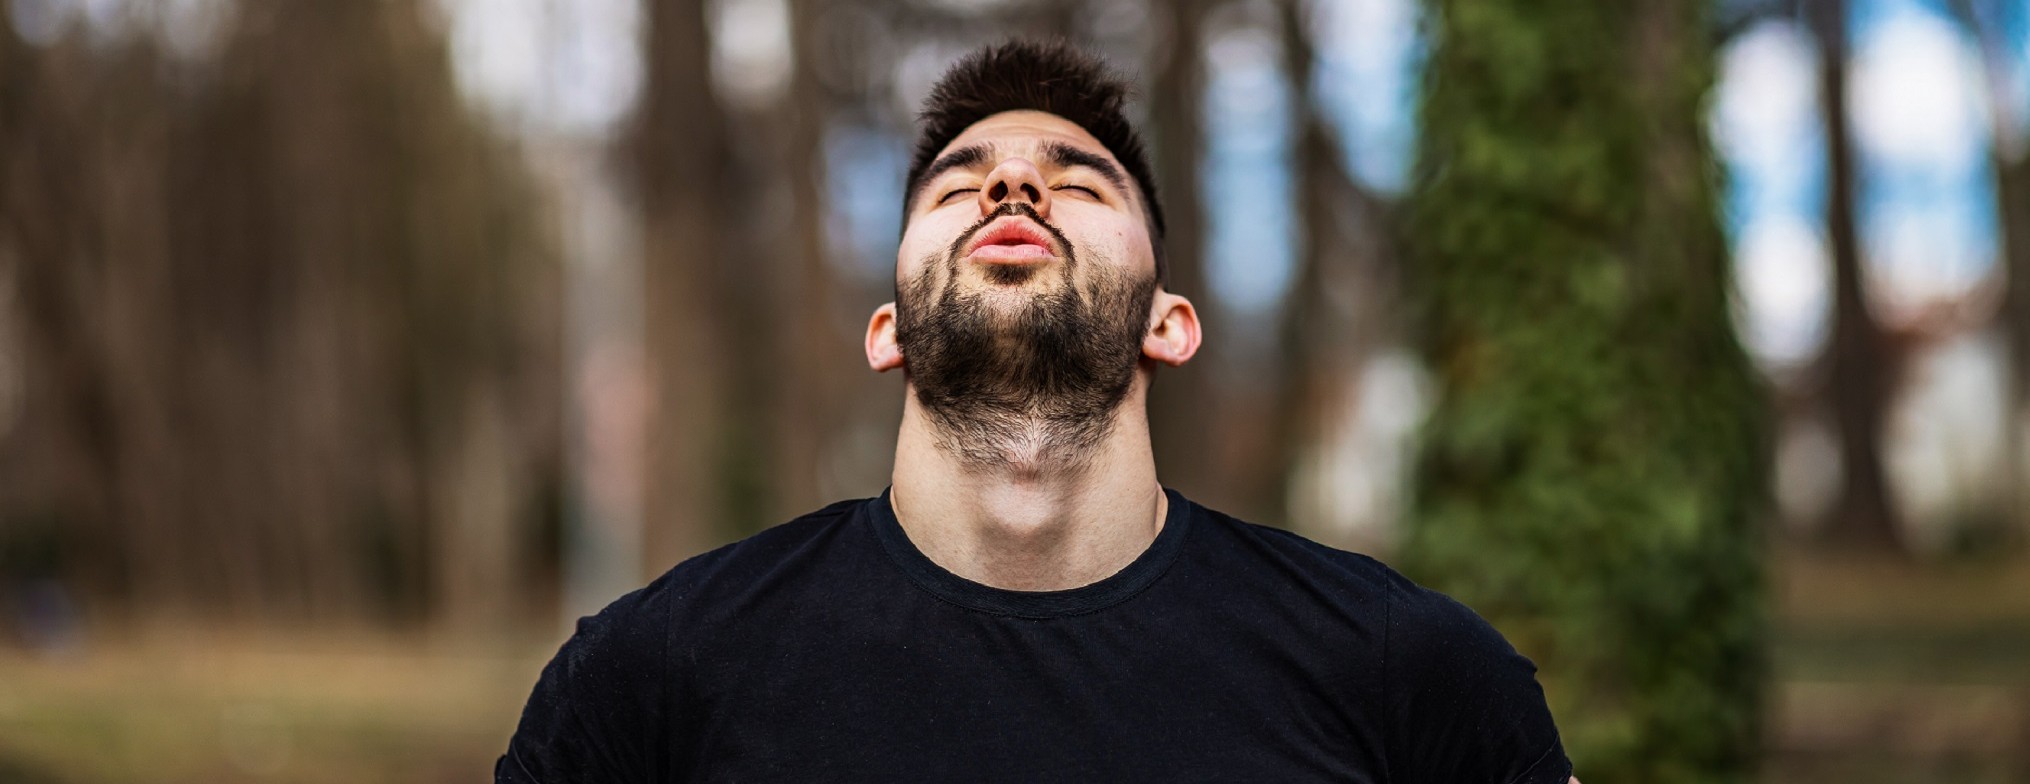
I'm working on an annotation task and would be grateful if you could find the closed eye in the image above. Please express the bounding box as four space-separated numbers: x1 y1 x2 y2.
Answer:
938 188 978 204
1054 184 1100 198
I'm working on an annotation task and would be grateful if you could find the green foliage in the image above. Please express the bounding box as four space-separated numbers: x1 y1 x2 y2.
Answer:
1402 1 1771 781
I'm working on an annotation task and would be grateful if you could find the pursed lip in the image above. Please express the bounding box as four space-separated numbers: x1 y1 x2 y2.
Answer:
964 217 1059 263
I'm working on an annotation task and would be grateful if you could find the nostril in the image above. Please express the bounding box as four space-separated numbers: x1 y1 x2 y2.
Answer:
1021 183 1040 202
988 181 1008 202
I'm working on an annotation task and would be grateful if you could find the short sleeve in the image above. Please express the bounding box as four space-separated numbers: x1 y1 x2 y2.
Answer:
498 582 673 783
1384 580 1570 784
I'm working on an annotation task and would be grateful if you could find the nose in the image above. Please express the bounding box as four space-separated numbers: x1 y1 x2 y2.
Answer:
976 157 1051 220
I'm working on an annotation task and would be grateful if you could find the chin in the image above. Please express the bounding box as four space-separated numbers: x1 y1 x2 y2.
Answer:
978 262 1045 286
969 286 1046 323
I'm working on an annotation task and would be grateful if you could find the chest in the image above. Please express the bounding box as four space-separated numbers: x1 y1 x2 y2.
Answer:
673 597 1386 782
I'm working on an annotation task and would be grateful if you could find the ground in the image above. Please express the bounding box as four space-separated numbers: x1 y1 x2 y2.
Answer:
0 629 542 784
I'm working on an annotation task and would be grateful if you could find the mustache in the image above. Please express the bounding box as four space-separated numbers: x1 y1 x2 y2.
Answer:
944 202 1074 267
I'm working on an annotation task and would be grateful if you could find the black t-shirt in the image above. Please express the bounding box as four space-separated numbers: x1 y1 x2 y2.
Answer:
499 489 1571 783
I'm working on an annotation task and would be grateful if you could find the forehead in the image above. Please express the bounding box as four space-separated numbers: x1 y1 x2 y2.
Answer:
936 110 1121 169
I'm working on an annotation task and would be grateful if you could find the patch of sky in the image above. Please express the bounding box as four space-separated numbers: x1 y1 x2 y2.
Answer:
2014 0 2030 138
1716 0 2004 367
1715 20 1826 238
1948 0 2029 151
439 0 642 138
9 0 228 57
6 0 70 45
708 0 792 109
1851 0 1997 312
152 0 231 61
825 124 908 285
1715 18 1830 368
1307 0 1425 194
1203 25 1296 317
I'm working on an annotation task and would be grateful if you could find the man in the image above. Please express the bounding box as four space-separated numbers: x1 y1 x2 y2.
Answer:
500 40 1575 783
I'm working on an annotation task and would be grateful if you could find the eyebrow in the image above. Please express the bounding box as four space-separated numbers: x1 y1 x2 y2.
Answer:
1038 140 1131 197
915 140 1133 202
917 144 991 194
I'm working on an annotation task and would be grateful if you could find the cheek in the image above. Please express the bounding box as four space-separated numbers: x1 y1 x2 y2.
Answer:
897 213 964 276
1086 216 1153 275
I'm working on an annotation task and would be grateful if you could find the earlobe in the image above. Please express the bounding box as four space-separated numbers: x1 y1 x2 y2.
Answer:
1142 292 1201 367
866 302 904 372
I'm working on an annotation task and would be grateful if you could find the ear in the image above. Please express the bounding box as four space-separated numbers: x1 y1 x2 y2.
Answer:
1142 290 1201 367
866 302 904 372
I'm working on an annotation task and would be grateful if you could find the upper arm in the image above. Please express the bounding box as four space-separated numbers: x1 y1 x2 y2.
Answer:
1383 579 1571 784
498 585 674 783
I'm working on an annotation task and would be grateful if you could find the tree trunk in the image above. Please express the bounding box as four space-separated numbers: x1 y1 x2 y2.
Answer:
1253 0 1400 526
1145 0 1217 502
2 0 561 630
1403 0 1769 778
635 0 735 572
1998 153 2030 540
1809 0 1904 551
1949 0 2030 544
771 0 828 520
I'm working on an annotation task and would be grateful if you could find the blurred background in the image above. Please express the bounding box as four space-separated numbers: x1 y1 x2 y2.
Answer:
0 0 2026 780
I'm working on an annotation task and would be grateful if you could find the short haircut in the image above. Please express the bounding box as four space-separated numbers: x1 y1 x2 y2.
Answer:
904 40 1169 286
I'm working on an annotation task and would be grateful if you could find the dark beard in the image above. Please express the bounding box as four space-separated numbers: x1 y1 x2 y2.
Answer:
895 203 1157 473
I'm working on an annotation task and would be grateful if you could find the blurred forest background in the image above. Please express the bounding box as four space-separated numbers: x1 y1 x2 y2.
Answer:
1 0 2028 781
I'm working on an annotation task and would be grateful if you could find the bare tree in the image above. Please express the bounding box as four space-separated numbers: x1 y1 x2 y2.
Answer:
1808 0 1904 550
1145 0 1218 502
1246 0 1402 523
633 0 740 570
0 0 563 628
1949 0 2030 543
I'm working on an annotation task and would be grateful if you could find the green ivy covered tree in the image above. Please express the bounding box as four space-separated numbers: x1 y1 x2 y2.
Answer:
1401 1 1770 781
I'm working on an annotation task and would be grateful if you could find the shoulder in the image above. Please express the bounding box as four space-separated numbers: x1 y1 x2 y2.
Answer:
1375 572 1571 782
1188 499 1395 576
1214 509 1530 676
1183 500 1503 643
1194 507 1540 664
556 495 867 658
1180 499 1569 782
535 496 871 695
1380 577 1571 782
1182 497 1408 605
1379 575 1549 719
635 496 868 610
499 498 873 782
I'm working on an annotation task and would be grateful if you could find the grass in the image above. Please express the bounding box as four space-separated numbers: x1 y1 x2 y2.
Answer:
0 628 551 784
1766 545 2030 782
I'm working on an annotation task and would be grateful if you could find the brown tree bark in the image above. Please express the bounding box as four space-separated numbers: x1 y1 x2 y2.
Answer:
2 0 562 629
1996 152 2030 537
1145 0 1218 502
759 0 849 522
1809 0 1904 550
635 0 737 571
1950 0 2030 542
1244 0 1401 525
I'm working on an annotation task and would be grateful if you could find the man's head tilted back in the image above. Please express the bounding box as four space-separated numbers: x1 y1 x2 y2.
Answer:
862 40 1201 473
902 41 1169 284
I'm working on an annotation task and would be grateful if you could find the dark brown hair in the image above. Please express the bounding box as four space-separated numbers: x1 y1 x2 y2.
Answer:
904 40 1168 286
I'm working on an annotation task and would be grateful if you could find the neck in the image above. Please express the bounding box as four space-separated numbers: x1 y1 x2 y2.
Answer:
889 375 1167 591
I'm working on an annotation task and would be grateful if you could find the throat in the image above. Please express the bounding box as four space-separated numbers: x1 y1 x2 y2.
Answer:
894 474 1168 592
890 392 1165 592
